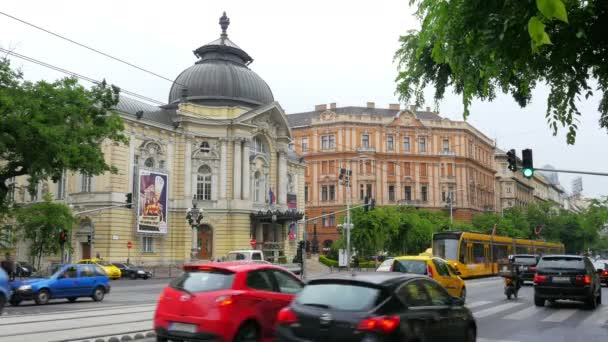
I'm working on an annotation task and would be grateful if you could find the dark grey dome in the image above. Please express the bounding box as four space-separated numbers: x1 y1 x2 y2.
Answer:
168 12 274 108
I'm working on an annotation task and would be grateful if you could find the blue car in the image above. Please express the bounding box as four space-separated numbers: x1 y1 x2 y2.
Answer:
10 263 110 305
0 267 11 314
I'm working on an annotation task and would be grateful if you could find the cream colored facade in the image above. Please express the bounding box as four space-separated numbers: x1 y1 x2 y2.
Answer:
8 102 305 266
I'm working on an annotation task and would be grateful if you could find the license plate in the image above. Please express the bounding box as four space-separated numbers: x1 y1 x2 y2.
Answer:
552 277 570 283
169 322 197 333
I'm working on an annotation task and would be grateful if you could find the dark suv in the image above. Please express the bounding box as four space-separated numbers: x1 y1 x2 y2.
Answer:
534 255 602 309
512 254 540 282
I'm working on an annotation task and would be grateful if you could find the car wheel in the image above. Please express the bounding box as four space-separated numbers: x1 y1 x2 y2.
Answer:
143 275 149 280
234 322 259 342
129 272 137 280
9 296 21 306
465 325 476 342
92 286 105 302
35 289 50 305
67 297 78 303
534 296 545 307
0 295 5 315
460 287 466 302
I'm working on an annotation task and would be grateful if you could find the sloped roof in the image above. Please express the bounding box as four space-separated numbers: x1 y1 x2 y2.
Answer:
114 96 176 127
286 106 442 127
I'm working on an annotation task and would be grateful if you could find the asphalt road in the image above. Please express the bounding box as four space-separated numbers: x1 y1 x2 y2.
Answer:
2 276 607 342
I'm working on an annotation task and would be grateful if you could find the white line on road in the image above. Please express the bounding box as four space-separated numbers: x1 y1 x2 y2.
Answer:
541 308 578 323
466 300 492 309
0 305 155 325
503 306 544 320
581 304 608 326
474 302 524 318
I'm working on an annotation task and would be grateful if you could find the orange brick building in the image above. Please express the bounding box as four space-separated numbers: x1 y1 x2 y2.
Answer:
286 103 496 247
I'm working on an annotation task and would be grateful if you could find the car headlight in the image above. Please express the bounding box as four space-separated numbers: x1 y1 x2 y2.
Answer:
137 270 145 274
18 285 32 291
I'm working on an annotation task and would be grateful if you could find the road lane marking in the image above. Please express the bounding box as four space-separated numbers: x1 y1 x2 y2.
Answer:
504 306 543 320
0 320 153 342
474 302 524 318
0 306 155 325
541 308 578 322
4 303 156 317
581 304 608 326
466 300 492 309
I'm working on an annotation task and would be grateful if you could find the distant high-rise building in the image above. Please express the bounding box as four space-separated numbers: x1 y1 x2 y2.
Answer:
540 164 559 185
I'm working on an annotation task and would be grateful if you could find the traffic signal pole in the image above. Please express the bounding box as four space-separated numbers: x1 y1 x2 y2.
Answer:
346 178 352 273
533 167 608 177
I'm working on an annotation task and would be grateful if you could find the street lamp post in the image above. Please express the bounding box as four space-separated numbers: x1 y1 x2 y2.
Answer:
185 195 204 261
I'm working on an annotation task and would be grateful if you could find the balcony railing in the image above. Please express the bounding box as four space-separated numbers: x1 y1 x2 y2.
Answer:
357 146 376 153
441 150 457 156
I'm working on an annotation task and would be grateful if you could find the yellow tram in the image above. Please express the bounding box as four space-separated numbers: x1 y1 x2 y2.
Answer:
432 231 565 278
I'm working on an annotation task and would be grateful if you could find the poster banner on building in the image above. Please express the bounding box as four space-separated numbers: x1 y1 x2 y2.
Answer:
137 169 168 234
287 194 297 210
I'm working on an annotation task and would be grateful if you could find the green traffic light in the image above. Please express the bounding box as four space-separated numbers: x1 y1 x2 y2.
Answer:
522 168 534 178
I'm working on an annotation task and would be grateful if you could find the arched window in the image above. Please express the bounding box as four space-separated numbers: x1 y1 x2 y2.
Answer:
144 157 155 168
200 141 210 153
254 171 264 202
196 165 212 200
253 136 266 154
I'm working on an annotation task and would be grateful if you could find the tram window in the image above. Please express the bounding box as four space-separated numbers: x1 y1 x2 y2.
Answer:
536 248 546 255
516 246 529 254
459 242 467 264
433 239 459 261
472 243 485 263
493 244 508 263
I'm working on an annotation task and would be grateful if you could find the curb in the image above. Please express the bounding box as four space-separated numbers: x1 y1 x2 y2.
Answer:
67 330 155 342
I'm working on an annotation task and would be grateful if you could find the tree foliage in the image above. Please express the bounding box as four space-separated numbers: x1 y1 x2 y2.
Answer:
395 0 608 144
0 58 128 214
15 193 75 269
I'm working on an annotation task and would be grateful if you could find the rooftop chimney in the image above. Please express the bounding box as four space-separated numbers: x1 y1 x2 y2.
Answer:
389 103 400 110
315 104 327 111
367 102 375 109
409 105 416 112
330 103 337 110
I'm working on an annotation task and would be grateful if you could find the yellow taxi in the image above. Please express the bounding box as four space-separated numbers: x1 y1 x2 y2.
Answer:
376 255 466 300
77 259 122 280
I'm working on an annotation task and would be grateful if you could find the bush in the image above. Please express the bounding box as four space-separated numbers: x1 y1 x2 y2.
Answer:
318 255 376 268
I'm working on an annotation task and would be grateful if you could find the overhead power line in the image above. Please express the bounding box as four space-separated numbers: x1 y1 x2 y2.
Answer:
0 10 186 87
0 47 166 106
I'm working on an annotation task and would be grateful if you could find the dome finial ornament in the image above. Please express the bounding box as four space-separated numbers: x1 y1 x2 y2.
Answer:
219 11 230 41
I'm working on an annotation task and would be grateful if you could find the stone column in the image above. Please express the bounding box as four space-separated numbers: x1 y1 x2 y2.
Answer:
242 140 251 200
278 150 287 205
233 139 242 200
185 137 192 200
219 139 228 199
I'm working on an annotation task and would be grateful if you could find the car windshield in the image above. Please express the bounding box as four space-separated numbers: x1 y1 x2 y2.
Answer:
593 261 607 270
514 256 537 265
295 282 382 311
226 253 247 261
538 257 585 270
170 269 235 293
433 238 459 261
96 260 111 266
376 259 394 271
393 260 428 275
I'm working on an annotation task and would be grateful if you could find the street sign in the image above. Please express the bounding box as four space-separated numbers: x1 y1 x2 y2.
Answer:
250 238 257 248
127 241 133 249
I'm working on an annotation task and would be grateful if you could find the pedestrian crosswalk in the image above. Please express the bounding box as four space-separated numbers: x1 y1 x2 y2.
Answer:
467 298 608 327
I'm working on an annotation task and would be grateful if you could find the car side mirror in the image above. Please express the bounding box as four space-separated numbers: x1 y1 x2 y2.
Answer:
451 296 464 306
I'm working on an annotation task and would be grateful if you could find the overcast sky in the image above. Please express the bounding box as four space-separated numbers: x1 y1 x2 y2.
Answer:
1 0 607 198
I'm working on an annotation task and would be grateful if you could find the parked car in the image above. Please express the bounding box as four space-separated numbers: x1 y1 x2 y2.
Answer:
154 261 303 342
112 263 152 280
511 254 540 282
0 267 11 314
376 256 466 301
592 259 608 285
534 255 602 308
15 261 36 278
9 263 110 305
276 272 476 342
77 258 121 279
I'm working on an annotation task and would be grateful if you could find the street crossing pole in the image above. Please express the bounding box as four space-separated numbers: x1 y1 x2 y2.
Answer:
340 167 353 272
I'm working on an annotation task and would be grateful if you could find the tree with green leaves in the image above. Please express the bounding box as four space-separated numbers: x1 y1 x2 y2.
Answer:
395 0 608 144
15 193 75 269
0 58 128 215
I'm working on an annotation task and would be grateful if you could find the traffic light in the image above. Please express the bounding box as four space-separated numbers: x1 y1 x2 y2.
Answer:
506 149 517 172
522 149 534 179
294 240 304 264
87 235 92 244
125 193 133 209
339 168 345 180
59 230 67 245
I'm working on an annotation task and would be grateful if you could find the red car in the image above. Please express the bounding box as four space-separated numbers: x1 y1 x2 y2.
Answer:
154 262 304 342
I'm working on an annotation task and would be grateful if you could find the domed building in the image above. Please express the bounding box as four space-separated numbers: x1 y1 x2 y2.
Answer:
10 13 306 265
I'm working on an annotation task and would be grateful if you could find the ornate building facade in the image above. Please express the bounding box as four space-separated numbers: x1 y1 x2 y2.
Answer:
287 103 496 245
6 13 305 265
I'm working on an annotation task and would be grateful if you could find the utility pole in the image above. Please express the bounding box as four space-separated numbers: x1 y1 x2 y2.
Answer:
339 167 353 272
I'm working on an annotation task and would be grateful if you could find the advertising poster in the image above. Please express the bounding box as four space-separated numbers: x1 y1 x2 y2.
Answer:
137 169 168 234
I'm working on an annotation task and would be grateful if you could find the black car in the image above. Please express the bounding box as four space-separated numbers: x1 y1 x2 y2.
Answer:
15 262 36 278
512 254 540 282
592 260 608 285
534 255 602 309
276 272 476 342
112 263 151 280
